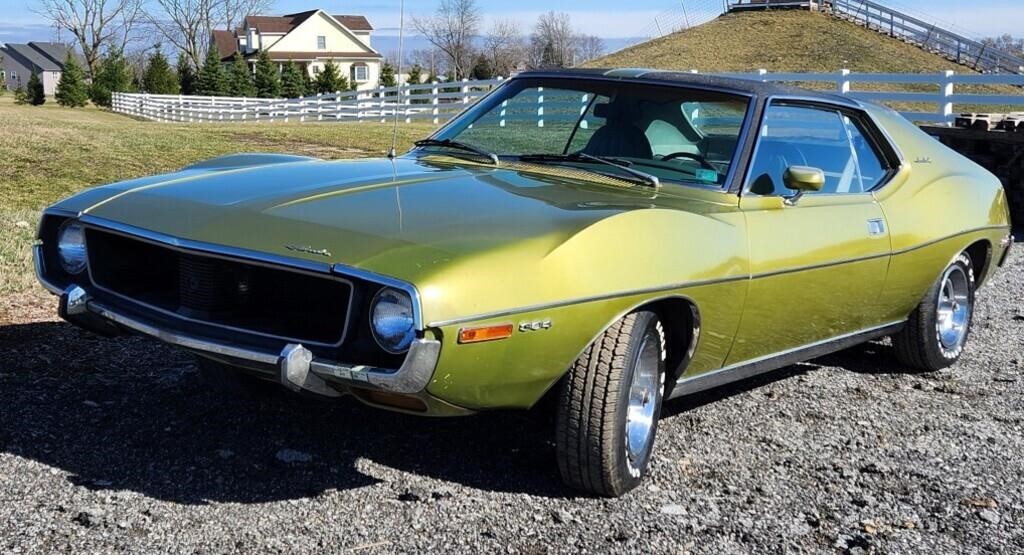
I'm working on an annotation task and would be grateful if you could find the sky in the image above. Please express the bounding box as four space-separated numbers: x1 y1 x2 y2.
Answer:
3 0 1022 46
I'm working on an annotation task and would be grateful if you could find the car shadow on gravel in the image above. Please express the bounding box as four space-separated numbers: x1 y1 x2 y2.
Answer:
0 321 573 503
0 321 927 504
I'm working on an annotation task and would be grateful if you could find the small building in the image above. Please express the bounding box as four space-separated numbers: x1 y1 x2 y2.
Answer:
211 9 383 91
1 42 79 95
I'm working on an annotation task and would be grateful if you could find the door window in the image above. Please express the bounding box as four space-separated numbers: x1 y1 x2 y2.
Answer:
745 104 888 196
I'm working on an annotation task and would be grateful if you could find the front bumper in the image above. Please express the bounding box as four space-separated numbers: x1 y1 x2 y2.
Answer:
37 246 443 400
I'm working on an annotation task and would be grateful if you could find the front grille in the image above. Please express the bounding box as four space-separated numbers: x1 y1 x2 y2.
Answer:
85 228 352 346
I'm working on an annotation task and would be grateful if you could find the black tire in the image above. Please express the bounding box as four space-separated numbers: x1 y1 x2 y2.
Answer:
893 252 976 371
555 310 666 497
196 356 279 398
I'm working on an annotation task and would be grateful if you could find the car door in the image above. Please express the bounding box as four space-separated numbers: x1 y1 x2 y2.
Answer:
724 101 895 365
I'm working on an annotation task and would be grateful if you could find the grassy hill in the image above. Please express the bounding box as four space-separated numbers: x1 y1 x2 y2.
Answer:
589 10 984 74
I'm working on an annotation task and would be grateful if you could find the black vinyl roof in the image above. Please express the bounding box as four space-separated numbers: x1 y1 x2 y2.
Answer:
514 68 860 107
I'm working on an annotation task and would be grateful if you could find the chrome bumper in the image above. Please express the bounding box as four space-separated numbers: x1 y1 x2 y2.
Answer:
52 281 441 397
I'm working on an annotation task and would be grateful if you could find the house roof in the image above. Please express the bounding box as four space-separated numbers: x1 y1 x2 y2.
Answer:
237 11 372 35
1 42 75 72
332 15 373 31
212 30 238 61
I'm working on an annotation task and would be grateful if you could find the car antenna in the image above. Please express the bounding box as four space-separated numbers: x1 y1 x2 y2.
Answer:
387 0 406 160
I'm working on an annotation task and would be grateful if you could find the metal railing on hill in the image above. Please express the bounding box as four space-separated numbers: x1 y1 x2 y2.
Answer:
822 0 1024 74
112 71 1024 127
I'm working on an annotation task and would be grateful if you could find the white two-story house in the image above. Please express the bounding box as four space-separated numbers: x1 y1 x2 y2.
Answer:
211 9 382 91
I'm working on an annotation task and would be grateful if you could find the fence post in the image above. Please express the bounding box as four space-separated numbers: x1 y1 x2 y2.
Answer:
462 79 470 104
939 70 955 126
432 82 440 125
837 69 851 95
380 88 388 123
537 86 544 128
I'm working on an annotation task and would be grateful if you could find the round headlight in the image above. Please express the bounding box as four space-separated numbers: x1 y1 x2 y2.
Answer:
370 288 416 354
57 220 87 275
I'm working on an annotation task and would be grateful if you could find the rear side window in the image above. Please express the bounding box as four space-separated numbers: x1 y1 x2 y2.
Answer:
745 103 888 196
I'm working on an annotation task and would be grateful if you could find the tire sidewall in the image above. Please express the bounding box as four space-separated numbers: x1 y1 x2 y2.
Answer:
930 253 976 364
610 312 666 488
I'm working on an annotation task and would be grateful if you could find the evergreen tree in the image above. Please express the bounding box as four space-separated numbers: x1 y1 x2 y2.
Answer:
90 50 134 107
177 53 197 95
470 54 494 80
27 70 46 105
56 53 89 107
13 85 28 105
406 64 423 85
380 61 397 88
426 69 440 85
314 60 345 93
142 47 180 94
253 50 280 98
197 48 228 96
280 60 306 98
227 52 256 97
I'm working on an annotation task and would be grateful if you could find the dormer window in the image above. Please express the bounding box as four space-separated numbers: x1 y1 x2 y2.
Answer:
317 36 326 50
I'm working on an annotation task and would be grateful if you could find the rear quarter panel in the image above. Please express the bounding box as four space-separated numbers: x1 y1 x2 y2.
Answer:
870 106 1011 322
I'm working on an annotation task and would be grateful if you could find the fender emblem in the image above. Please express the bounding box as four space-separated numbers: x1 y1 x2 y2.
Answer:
519 319 552 333
285 245 332 257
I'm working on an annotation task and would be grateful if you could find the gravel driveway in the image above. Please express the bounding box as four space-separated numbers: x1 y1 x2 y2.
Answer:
1 250 1022 554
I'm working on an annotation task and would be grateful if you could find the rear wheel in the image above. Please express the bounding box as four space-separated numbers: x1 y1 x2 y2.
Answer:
893 252 975 371
555 310 666 497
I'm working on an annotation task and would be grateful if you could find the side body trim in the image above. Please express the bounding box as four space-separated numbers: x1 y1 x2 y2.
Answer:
429 226 1008 328
668 320 905 399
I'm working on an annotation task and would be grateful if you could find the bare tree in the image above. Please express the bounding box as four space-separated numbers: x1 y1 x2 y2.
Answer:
484 19 526 77
529 11 576 69
412 0 481 79
982 34 1024 57
35 0 145 77
574 34 605 65
146 0 274 70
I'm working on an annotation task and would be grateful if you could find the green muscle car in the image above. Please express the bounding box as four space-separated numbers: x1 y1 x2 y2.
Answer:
35 69 1013 496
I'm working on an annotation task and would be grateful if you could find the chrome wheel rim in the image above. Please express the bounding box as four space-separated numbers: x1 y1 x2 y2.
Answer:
936 265 971 351
625 332 662 473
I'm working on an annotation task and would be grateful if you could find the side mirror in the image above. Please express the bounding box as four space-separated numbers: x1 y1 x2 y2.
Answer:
782 166 825 205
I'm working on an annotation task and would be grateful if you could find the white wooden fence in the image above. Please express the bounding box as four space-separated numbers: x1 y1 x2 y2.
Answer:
112 71 1024 126
112 79 505 124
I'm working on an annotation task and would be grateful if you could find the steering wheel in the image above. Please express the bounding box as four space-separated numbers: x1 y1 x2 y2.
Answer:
659 151 717 171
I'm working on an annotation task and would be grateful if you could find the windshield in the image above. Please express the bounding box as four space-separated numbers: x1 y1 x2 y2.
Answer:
426 78 751 187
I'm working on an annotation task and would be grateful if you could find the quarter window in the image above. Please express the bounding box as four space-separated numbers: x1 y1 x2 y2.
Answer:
317 35 326 50
745 104 888 196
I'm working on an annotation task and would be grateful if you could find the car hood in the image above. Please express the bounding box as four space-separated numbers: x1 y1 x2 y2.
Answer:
64 154 741 324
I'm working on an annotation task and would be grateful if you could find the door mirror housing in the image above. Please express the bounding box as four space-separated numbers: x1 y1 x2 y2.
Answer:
783 165 825 205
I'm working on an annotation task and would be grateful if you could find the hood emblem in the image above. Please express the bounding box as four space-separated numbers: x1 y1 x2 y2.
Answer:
285 244 332 257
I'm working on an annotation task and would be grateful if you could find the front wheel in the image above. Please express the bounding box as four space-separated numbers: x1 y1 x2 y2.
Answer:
893 252 976 371
555 310 666 497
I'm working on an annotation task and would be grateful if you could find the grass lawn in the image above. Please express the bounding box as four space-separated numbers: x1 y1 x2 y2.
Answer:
0 96 436 298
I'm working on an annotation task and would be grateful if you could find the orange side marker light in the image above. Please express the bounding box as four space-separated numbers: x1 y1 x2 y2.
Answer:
458 324 514 344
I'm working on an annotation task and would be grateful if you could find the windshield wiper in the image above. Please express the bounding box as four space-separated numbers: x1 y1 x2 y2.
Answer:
519 153 660 188
414 138 499 165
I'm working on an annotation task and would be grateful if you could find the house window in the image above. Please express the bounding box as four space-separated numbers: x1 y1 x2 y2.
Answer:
317 35 326 50
312 65 321 74
352 64 368 82
10 71 17 81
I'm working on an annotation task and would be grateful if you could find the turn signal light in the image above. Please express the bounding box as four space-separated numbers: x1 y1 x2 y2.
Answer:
458 324 514 344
